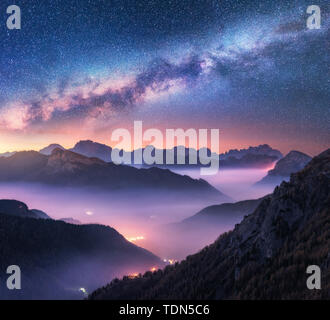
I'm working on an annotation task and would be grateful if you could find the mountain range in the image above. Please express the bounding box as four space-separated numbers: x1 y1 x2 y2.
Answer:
89 148 330 300
220 144 283 160
1 141 283 169
118 143 282 168
138 144 282 169
0 200 162 299
0 148 226 201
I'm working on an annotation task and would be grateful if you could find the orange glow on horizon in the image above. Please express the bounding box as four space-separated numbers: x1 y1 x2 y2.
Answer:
0 119 326 157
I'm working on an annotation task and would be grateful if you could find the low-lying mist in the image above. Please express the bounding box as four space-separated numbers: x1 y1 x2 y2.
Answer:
0 167 273 261
0 182 217 230
172 167 275 201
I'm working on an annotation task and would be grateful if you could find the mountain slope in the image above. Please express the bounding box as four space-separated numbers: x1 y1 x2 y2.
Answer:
256 150 312 187
89 148 330 300
0 148 227 201
0 202 162 299
150 197 267 260
180 197 267 227
0 200 51 220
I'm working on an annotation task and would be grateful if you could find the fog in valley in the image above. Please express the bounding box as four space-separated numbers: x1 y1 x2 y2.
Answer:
172 167 275 202
0 167 274 262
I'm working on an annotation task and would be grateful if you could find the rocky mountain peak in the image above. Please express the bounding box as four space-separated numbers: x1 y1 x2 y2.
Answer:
47 148 106 172
39 144 65 155
70 140 113 162
255 149 312 186
269 150 311 176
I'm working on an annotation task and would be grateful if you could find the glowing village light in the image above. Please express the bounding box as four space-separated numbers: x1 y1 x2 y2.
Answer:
127 235 145 242
79 287 87 295
163 258 177 265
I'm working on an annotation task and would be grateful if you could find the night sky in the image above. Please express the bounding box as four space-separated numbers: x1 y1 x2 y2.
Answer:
0 0 329 154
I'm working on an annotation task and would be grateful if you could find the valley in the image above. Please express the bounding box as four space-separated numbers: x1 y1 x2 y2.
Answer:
0 144 328 299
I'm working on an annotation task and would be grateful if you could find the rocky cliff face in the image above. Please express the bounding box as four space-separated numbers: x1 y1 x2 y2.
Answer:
256 150 312 186
89 149 330 300
233 149 327 263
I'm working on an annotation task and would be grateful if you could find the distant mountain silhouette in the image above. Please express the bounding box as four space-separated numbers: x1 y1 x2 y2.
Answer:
0 200 51 220
0 149 227 201
152 197 267 259
0 200 162 299
90 149 330 300
70 140 112 162
2 141 283 169
39 144 66 155
51 140 282 169
220 144 283 160
0 151 16 158
255 150 312 187
131 145 282 169
60 217 82 225
136 144 282 169
218 144 282 169
220 153 279 168
180 197 268 227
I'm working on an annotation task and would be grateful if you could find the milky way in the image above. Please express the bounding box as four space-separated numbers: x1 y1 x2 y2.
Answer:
0 0 329 154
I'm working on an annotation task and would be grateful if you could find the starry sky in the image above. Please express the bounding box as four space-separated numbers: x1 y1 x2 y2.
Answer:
0 0 329 154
